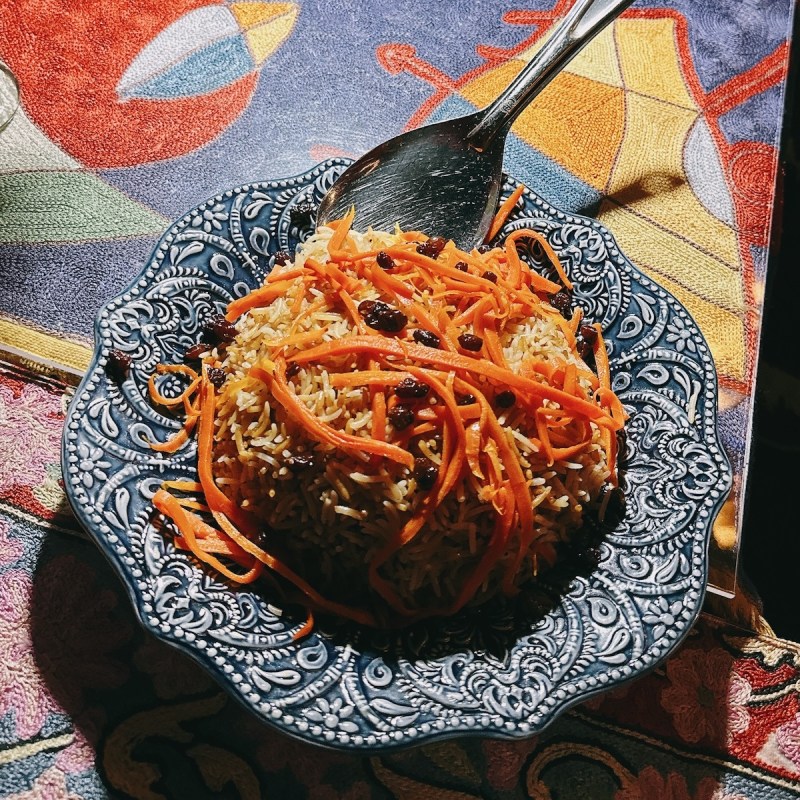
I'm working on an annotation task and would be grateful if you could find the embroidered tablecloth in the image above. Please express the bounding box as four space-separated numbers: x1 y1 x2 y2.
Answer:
0 1 797 797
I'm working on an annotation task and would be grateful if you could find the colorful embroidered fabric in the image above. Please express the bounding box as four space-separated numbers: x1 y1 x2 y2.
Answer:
0 0 797 796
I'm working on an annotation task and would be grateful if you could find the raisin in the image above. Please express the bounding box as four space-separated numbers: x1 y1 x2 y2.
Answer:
495 390 516 408
290 202 315 225
395 377 430 399
579 324 598 345
184 343 207 362
203 314 237 344
376 251 395 270
482 270 498 283
286 362 301 379
358 299 407 332
457 393 476 406
549 290 572 318
207 367 226 389
414 457 438 490
413 329 440 348
417 236 447 258
106 349 131 382
273 250 292 267
454 261 469 272
388 404 415 430
289 453 318 472
477 244 492 254
458 333 483 352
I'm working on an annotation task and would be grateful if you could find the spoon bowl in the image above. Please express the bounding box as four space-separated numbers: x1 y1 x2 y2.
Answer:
317 112 504 249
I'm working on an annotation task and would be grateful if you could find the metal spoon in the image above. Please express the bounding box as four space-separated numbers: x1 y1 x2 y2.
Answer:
317 0 634 249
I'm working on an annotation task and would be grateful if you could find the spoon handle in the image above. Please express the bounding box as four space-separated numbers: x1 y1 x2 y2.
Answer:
468 0 635 150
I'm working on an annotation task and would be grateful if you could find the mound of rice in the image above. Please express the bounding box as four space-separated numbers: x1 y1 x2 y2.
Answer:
210 227 614 620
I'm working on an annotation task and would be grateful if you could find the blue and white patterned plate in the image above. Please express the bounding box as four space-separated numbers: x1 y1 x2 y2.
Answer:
62 160 732 750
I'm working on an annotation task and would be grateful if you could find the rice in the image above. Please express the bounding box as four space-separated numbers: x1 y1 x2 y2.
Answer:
210 226 615 619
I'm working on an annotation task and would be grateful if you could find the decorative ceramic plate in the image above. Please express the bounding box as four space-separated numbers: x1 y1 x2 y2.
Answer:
62 160 732 750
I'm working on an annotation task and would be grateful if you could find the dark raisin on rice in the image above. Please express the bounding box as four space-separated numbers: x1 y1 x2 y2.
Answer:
413 457 439 490
477 243 492 254
417 236 447 259
395 377 430 399
203 313 237 344
106 349 131 382
376 251 395 270
457 393 476 406
458 332 483 352
495 390 516 408
454 261 469 272
286 362 301 379
388 404 415 430
412 329 440 348
358 299 408 333
273 250 292 267
482 270 498 283
184 343 207 362
206 367 226 390
549 290 572 318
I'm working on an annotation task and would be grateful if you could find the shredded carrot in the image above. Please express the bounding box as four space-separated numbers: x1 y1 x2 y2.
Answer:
147 365 200 409
593 323 611 389
292 609 315 641
504 228 573 291
162 480 203 492
486 184 525 242
290 336 620 429
225 279 297 321
153 489 262 584
149 414 198 453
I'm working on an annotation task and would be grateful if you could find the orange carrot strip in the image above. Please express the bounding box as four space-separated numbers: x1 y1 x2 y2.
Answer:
148 370 201 409
563 362 577 397
196 381 258 534
252 358 415 469
410 422 437 437
328 370 410 388
292 609 315 641
267 265 305 283
269 327 329 351
225 279 295 321
487 184 525 242
593 323 611 389
366 262 415 299
371 381 387 443
551 439 593 461
149 414 199 453
505 228 572 291
327 206 356 260
536 409 555 466
162 480 204 492
504 237 561 294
